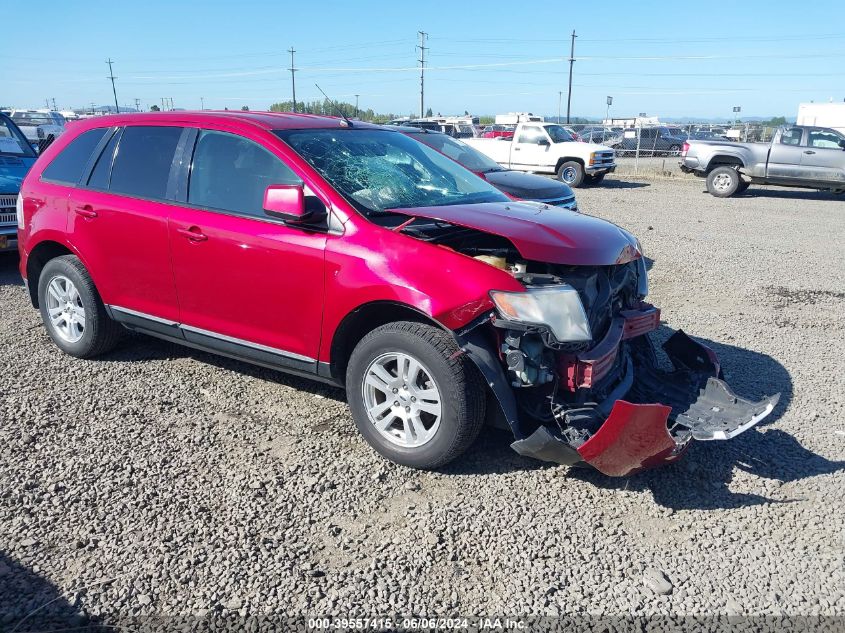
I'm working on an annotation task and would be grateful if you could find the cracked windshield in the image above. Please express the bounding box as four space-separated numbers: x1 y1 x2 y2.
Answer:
276 128 507 215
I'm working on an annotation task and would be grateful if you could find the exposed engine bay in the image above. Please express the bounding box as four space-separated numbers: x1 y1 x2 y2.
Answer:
396 216 780 476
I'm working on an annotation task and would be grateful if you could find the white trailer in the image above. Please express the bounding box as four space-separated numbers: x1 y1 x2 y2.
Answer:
797 103 845 134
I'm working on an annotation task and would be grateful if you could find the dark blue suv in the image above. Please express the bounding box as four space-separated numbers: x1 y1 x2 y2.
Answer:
0 113 38 252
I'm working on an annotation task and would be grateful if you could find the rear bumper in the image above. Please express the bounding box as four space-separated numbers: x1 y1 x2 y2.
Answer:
460 313 779 477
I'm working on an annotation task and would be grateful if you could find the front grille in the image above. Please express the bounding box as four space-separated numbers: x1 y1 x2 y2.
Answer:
592 151 615 166
0 195 16 227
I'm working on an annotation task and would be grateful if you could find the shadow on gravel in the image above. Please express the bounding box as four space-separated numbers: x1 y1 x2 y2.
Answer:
737 188 845 202
449 329 845 510
106 333 347 403
598 179 650 189
0 252 23 287
0 552 99 631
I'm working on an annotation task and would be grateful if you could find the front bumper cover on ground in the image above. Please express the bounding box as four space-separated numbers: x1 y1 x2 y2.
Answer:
460 324 779 477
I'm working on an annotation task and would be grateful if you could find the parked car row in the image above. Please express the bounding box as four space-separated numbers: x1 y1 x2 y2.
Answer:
0 113 39 252
13 111 777 477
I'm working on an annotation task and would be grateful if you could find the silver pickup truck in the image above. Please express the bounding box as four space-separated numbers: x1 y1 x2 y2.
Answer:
680 125 845 197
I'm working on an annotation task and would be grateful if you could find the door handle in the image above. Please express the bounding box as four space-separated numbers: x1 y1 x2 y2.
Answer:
74 205 97 219
803 150 816 154
514 147 521 151
177 226 208 242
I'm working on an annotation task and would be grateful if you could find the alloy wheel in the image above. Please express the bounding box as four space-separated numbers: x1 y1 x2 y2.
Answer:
362 351 442 448
45 275 86 343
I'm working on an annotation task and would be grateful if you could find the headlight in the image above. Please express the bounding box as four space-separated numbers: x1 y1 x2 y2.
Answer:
490 286 591 342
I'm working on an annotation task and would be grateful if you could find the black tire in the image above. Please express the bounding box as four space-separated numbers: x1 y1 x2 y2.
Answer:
346 321 485 469
668 144 681 154
37 255 122 358
584 173 605 186
706 166 741 198
557 160 585 187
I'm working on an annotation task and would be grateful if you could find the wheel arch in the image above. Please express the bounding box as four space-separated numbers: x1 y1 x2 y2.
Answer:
555 156 585 173
705 154 745 172
328 300 448 386
25 240 74 308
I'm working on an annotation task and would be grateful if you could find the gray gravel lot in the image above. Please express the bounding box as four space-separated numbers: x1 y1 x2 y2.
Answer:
1 177 843 627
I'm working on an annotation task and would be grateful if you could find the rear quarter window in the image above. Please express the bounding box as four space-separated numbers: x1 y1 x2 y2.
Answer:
41 128 108 185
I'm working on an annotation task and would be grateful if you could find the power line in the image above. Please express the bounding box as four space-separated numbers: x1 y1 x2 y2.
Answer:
566 30 576 124
288 47 297 113
106 58 119 113
418 31 428 118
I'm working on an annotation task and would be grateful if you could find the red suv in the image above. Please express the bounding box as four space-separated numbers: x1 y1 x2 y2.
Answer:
17 112 778 475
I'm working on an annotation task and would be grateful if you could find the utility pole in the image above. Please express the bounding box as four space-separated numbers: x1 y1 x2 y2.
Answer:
606 95 613 125
51 98 57 111
288 47 297 113
558 91 562 123
134 98 141 113
45 98 50 109
89 102 96 115
106 58 119 113
565 30 576 124
417 31 428 118
200 97 205 110
354 94 360 118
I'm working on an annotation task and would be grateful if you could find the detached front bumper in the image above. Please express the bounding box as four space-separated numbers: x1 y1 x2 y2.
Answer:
458 311 779 477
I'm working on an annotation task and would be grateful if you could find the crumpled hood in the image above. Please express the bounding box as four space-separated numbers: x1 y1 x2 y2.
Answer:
483 170 574 201
392 201 641 266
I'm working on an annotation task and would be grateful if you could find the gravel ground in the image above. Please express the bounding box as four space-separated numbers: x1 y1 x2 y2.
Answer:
1 177 843 629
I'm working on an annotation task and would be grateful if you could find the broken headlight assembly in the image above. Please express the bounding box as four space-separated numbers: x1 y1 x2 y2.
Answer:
490 286 592 344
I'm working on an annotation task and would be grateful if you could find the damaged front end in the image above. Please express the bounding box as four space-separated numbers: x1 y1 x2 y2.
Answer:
454 258 779 477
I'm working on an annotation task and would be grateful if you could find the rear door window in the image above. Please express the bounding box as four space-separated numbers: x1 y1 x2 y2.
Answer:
41 128 108 184
109 126 184 200
188 130 301 219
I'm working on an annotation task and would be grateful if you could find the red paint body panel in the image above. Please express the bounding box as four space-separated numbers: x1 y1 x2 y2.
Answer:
168 205 327 359
68 188 180 322
389 202 641 266
576 401 684 477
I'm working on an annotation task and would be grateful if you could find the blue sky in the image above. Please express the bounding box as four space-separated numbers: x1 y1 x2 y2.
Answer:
6 0 845 120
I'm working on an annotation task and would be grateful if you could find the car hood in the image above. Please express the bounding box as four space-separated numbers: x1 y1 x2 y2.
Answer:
391 201 641 266
483 170 574 201
572 141 614 153
0 156 36 193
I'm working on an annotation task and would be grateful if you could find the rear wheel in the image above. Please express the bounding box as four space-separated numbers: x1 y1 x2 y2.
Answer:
557 161 585 187
346 321 485 469
706 166 742 198
37 255 122 358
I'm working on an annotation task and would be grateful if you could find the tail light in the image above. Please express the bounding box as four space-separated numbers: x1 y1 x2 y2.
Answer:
681 142 690 157
16 194 24 229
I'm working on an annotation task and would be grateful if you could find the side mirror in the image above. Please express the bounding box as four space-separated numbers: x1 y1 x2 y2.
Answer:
263 184 327 226
537 138 550 146
264 184 306 222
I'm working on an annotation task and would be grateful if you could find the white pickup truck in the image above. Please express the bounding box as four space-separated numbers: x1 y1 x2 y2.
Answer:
464 121 616 187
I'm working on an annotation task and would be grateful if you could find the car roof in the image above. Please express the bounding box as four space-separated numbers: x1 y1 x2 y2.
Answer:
63 110 385 133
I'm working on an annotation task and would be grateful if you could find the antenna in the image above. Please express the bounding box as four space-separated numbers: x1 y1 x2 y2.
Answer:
314 84 352 126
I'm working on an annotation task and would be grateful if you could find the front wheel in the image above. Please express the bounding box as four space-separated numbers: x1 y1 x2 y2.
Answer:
557 161 585 187
346 321 485 469
706 166 742 198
